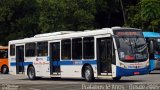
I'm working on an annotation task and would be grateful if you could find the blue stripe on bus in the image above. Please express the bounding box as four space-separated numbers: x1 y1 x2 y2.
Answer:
149 59 156 71
52 60 97 66
10 60 96 66
116 66 149 77
82 60 97 64
10 62 16 66
10 62 33 66
10 60 97 66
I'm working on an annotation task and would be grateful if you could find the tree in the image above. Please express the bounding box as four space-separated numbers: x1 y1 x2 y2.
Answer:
0 0 40 45
2 0 159 45
39 0 96 33
0 0 22 45
119 0 126 25
127 0 160 32
95 0 126 28
13 0 40 38
140 0 160 32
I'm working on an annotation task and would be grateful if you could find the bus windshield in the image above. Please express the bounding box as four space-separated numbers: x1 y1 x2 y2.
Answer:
0 49 8 58
155 39 160 53
114 30 148 62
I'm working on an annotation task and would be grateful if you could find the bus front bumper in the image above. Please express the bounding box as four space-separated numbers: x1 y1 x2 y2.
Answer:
116 66 149 77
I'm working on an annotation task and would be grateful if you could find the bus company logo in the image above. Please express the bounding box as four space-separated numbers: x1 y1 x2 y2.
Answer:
33 62 49 65
128 66 137 69
128 66 142 69
73 61 82 65
129 63 142 66
11 58 16 61
36 58 43 61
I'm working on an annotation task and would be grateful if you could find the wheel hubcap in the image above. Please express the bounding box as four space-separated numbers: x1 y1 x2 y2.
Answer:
29 69 34 78
85 69 90 79
3 67 7 73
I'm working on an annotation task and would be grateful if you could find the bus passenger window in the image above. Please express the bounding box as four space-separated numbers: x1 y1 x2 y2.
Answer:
10 45 15 56
83 37 94 59
0 50 8 58
37 42 48 56
25 43 36 57
61 39 71 60
72 38 82 60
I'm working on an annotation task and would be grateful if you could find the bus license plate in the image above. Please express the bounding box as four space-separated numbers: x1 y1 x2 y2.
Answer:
134 72 140 75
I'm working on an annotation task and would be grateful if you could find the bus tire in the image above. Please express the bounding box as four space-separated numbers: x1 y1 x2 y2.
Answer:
27 66 36 80
1 65 9 74
112 77 121 81
84 66 94 82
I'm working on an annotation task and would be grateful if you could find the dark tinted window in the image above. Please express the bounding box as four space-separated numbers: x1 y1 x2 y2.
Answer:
83 37 94 59
37 42 48 56
0 49 8 58
25 43 36 57
10 45 15 56
72 38 82 60
61 39 71 60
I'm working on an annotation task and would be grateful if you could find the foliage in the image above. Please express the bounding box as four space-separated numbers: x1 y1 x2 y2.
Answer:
127 0 160 32
39 0 96 33
0 0 22 45
0 0 160 45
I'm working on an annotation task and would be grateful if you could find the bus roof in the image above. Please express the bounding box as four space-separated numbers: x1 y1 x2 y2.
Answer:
143 32 160 38
9 27 141 44
0 46 8 50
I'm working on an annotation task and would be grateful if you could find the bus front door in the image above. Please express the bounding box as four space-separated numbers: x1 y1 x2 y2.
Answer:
50 42 60 75
16 45 24 74
97 37 112 76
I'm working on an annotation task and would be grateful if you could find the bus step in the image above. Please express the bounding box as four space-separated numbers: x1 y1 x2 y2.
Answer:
100 73 112 75
17 72 25 74
97 75 112 79
52 72 60 75
50 74 61 77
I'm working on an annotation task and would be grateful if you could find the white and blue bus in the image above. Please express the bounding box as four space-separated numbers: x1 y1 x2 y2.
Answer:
9 27 149 81
143 32 160 71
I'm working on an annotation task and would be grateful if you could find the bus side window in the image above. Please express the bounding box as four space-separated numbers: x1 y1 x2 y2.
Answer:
4 50 8 58
0 50 7 58
37 42 48 56
10 44 15 56
72 38 82 60
25 43 36 57
61 39 71 60
83 37 94 59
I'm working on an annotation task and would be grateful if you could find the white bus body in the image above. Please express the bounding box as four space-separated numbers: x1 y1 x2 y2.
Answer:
9 27 149 81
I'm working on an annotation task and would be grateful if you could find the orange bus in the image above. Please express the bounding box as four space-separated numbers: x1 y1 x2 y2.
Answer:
0 46 9 74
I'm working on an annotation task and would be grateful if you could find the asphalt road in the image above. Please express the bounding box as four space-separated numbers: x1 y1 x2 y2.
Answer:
0 70 160 90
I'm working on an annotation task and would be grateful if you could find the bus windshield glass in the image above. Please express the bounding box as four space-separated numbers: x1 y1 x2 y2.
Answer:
155 39 160 53
0 49 8 58
114 30 148 62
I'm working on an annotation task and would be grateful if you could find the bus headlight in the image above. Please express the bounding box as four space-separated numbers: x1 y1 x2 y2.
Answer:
146 61 149 67
120 63 127 68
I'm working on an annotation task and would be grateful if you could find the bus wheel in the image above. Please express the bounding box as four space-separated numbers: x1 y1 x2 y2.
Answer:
1 65 8 74
84 66 94 82
112 77 121 81
27 66 36 80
